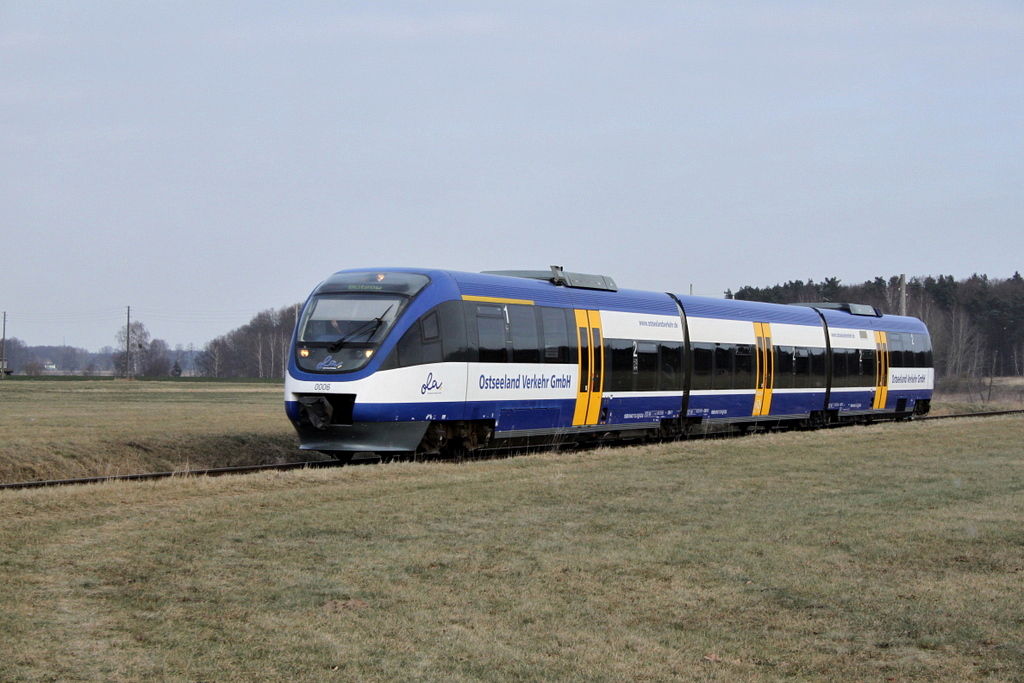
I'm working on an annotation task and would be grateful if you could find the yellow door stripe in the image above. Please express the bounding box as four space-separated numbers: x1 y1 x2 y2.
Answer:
571 310 605 426
462 295 535 305
763 323 773 416
874 331 889 410
752 322 774 416
572 310 591 426
586 310 604 425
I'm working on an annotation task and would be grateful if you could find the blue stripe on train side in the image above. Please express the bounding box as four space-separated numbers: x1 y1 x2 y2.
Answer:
769 391 827 416
602 395 682 424
686 392 756 420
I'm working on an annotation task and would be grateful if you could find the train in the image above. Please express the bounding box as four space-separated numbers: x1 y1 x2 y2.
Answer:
284 267 934 460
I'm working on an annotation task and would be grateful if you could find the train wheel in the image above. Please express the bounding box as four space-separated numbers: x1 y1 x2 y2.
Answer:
320 451 353 465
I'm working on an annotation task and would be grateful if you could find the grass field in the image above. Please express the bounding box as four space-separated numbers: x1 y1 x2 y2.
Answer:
0 379 320 483
1 377 1019 486
2 407 1023 681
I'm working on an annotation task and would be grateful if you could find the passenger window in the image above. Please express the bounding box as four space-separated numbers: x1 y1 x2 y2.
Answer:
660 342 683 391
793 348 810 389
636 342 659 392
540 308 570 363
477 305 507 363
509 305 541 363
607 339 634 392
858 349 876 387
810 348 827 388
734 344 754 389
888 333 904 367
713 344 733 390
776 346 795 389
691 343 713 391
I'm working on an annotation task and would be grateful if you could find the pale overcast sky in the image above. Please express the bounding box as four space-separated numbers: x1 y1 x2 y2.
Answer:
2 2 1022 351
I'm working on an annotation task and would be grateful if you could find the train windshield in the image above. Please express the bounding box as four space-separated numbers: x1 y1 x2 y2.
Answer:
294 272 430 373
296 295 404 373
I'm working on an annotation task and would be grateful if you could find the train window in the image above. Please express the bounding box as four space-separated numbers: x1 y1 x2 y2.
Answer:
540 308 570 363
713 344 733 390
566 309 579 365
776 346 795 389
636 342 659 392
509 305 541 364
810 347 827 388
394 309 442 367
833 348 876 388
691 343 713 391
579 326 590 392
906 333 933 368
660 341 684 391
477 305 507 363
832 349 850 387
439 300 469 362
857 349 876 387
793 348 811 389
592 329 603 389
383 301 467 369
734 344 754 389
607 339 634 392
888 333 905 367
422 311 440 341
920 335 934 368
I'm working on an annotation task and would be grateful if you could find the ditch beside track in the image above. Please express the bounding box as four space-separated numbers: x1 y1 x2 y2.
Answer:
3 409 1022 491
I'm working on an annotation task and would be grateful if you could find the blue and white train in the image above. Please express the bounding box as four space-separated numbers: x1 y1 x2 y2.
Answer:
285 267 933 460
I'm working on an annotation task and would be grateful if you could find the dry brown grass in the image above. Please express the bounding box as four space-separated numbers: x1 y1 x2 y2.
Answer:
0 379 317 483
932 381 1024 414
2 414 1023 681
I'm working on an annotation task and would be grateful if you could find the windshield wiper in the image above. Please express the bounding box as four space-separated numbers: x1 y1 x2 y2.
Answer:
327 305 393 353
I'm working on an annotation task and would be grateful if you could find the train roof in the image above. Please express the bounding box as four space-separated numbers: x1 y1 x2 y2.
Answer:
812 306 928 334
450 269 678 315
320 268 929 334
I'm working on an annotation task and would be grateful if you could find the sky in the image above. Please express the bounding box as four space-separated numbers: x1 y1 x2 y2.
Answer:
2 2 1022 352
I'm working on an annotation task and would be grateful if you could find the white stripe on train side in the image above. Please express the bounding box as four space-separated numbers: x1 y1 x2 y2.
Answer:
600 310 684 342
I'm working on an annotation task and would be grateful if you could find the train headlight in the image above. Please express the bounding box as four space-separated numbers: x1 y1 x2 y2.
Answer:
299 348 310 357
365 349 374 358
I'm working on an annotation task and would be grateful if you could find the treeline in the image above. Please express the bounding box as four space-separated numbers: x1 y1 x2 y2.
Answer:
0 341 111 376
6 274 1021 381
194 306 299 379
1 307 297 379
2 334 197 377
731 273 1024 378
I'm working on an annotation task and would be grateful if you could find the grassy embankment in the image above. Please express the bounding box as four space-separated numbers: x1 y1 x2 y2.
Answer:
0 379 321 484
2 408 1023 681
1 376 1021 485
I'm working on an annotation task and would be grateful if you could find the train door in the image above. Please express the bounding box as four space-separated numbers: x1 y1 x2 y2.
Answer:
573 310 605 426
873 331 890 410
753 322 774 416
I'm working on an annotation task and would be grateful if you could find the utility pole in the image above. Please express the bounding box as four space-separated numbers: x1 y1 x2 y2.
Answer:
125 306 131 379
899 274 907 316
1 311 7 379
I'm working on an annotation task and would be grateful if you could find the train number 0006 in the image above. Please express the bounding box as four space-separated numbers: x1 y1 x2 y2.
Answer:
313 383 332 392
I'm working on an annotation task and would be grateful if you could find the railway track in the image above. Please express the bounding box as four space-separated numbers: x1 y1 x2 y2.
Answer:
0 459 348 491
3 409 1023 491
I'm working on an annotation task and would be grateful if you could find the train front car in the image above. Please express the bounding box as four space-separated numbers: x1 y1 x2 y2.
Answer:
285 269 455 459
